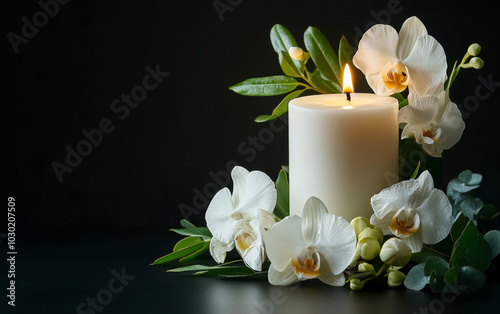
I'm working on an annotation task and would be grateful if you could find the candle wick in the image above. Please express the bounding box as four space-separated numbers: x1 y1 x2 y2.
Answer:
346 92 351 102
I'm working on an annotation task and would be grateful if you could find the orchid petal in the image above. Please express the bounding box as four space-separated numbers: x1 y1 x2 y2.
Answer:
268 262 299 286
318 258 346 286
353 25 399 76
402 228 424 253
301 196 328 245
241 243 264 272
403 35 447 97
438 102 465 150
235 170 277 216
418 189 452 245
408 170 435 208
231 166 249 205
264 215 306 272
205 188 239 244
397 16 428 60
370 179 418 219
398 95 437 126
209 237 234 264
370 213 394 236
314 215 357 275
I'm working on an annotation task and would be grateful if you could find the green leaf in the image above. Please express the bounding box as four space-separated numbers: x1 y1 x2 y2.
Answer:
167 259 244 272
270 24 298 55
167 259 263 277
450 212 469 243
458 170 472 184
304 26 341 84
270 24 302 71
179 242 209 262
444 266 486 294
404 263 430 291
450 217 492 272
254 88 305 122
410 161 421 179
310 69 341 93
151 241 208 265
484 230 500 258
180 219 196 228
230 76 298 96
170 227 212 239
173 236 202 252
338 35 354 69
424 256 449 277
391 93 405 103
278 51 302 77
275 169 290 218
459 197 484 219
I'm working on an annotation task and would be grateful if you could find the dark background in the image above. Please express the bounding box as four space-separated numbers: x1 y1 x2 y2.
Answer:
3 0 500 313
6 0 500 238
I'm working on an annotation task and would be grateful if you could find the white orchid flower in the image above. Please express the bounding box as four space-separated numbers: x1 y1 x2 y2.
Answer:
370 170 452 253
398 91 465 157
264 197 357 286
205 166 277 271
353 16 447 100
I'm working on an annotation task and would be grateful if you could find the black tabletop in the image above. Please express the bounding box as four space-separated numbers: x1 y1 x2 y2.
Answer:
6 232 498 314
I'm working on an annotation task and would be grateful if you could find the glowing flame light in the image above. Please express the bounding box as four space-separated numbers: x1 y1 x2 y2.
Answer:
343 64 353 94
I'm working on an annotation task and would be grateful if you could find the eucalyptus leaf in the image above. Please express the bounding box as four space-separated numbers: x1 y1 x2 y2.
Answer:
152 241 209 265
458 170 472 184
484 230 500 258
304 26 341 84
170 226 212 239
404 263 430 291
255 88 305 122
450 212 470 243
444 266 486 294
424 256 449 277
230 76 298 96
450 218 492 272
275 169 290 218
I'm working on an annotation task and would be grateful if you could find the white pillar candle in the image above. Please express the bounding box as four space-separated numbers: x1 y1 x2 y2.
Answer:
288 93 398 220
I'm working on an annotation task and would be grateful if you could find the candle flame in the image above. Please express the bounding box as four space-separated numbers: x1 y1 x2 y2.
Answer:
343 64 354 94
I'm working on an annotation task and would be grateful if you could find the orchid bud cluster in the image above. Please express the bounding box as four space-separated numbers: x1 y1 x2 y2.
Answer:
348 217 413 290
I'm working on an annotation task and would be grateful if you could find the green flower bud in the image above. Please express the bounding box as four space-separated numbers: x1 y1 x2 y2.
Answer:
358 227 383 244
467 43 481 56
356 237 381 261
358 262 375 272
387 270 406 287
380 238 412 266
350 217 371 237
288 47 304 60
470 57 484 69
350 278 365 290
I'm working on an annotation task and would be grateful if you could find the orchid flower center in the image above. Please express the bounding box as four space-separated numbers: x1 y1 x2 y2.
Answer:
382 62 409 92
235 231 254 252
291 247 321 280
389 206 420 238
422 123 442 144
